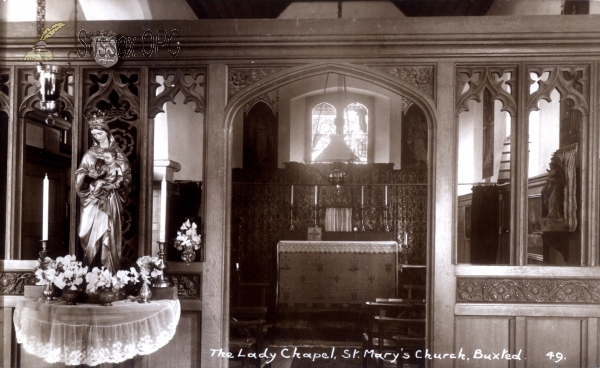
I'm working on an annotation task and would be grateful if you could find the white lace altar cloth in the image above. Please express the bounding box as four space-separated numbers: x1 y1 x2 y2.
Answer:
13 298 181 366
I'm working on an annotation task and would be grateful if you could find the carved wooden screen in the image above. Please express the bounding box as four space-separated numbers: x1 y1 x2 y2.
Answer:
17 67 75 260
455 64 592 266
455 66 517 265
149 67 206 299
526 65 589 266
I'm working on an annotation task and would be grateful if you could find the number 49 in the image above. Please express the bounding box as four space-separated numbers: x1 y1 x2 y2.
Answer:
546 352 565 363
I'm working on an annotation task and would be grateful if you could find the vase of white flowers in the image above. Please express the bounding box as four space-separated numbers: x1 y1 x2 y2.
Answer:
50 255 88 305
113 267 141 296
174 219 202 263
85 267 118 306
135 256 162 303
34 257 57 302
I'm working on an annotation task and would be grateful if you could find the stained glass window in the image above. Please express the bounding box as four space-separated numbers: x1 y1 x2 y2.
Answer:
344 102 368 162
311 102 336 160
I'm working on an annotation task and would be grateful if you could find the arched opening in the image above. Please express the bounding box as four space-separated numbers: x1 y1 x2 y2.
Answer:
221 62 437 363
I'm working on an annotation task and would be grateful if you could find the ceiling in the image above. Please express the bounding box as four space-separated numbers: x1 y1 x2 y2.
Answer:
185 0 496 19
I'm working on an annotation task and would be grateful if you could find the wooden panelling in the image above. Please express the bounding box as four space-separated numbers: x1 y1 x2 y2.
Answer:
146 311 201 368
0 309 4 368
454 317 512 368
524 318 585 368
2 308 11 368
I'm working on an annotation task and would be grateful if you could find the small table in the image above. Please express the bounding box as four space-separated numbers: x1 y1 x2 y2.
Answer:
13 298 181 366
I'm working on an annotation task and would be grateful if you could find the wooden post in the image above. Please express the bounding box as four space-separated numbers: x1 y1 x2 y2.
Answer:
201 63 230 368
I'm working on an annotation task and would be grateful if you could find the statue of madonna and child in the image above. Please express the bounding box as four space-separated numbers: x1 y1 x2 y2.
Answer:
76 111 132 274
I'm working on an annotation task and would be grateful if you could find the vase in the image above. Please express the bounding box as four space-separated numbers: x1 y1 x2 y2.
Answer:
181 248 196 263
138 281 152 303
98 289 117 306
42 282 55 302
61 289 79 305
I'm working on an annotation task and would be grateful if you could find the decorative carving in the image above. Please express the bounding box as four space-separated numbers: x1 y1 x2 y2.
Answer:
278 241 398 253
83 69 141 263
456 66 517 117
171 274 201 299
0 272 36 295
149 69 206 119
527 65 589 115
376 66 434 98
228 68 284 98
457 278 600 303
0 70 10 114
84 69 140 118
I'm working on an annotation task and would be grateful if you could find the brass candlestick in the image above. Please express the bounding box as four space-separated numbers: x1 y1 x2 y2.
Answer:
313 204 318 227
383 204 390 232
38 240 48 267
289 204 295 231
152 241 173 288
359 205 366 232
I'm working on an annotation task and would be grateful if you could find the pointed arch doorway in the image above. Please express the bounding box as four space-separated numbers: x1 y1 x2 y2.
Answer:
201 62 438 367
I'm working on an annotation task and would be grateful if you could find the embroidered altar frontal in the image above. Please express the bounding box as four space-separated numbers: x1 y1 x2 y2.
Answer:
277 241 398 307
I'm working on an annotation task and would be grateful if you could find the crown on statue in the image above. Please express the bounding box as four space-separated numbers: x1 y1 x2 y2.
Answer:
86 110 109 131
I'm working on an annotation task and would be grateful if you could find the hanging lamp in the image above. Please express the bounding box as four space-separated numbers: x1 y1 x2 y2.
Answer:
30 0 72 126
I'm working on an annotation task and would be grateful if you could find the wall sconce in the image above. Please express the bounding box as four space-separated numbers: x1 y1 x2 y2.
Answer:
36 62 67 126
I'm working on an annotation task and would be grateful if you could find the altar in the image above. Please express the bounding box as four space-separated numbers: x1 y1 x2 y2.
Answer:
277 241 398 307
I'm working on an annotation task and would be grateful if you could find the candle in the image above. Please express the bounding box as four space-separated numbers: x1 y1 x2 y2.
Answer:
42 174 49 240
291 185 294 205
385 185 388 206
405 232 408 245
361 186 364 205
314 185 318 205
236 263 239 270
159 177 167 242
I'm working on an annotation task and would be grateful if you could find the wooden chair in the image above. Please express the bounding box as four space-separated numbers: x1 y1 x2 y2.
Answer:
229 319 266 368
229 307 270 368
374 317 425 367
403 285 426 300
393 335 426 368
362 301 426 368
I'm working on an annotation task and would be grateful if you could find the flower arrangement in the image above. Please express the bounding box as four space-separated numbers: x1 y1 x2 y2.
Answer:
175 219 202 250
85 266 117 293
52 255 88 291
136 256 163 283
174 219 201 263
113 267 141 294
34 257 57 286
